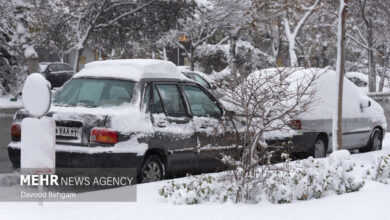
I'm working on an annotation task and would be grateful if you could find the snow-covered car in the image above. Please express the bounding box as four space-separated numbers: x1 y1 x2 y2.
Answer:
39 62 74 88
177 66 222 98
8 59 240 183
258 68 387 158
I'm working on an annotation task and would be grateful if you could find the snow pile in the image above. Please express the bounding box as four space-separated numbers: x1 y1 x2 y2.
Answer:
160 150 364 204
22 73 51 117
109 104 153 133
74 59 188 81
21 117 56 169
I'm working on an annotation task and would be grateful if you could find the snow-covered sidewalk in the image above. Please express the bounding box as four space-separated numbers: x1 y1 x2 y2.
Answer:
0 95 23 109
0 135 389 220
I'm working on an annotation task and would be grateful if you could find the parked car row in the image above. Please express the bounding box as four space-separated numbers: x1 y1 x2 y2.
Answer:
7 60 387 183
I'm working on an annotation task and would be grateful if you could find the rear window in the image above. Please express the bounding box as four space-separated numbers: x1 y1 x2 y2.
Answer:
53 78 136 107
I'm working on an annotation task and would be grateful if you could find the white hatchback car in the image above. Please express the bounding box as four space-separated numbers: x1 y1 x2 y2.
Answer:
227 68 387 158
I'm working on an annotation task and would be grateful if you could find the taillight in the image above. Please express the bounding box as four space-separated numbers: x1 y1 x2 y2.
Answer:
11 123 21 138
90 128 118 144
288 120 302 130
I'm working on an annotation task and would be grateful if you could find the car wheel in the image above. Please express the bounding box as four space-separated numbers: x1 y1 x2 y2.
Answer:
140 155 165 183
312 136 327 158
360 128 382 152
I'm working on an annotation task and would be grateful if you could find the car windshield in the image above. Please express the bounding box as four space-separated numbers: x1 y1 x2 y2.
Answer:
53 78 136 107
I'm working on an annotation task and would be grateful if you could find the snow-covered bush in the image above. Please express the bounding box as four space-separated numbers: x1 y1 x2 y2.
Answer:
159 175 227 205
195 44 228 74
365 154 390 184
265 150 363 204
160 151 364 205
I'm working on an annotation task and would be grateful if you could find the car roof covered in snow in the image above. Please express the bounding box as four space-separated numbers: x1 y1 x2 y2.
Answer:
74 59 188 82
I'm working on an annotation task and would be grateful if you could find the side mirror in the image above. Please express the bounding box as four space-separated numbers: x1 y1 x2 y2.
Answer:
360 99 371 110
226 110 236 117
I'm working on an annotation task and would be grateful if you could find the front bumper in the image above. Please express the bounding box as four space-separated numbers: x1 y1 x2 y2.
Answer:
7 142 143 169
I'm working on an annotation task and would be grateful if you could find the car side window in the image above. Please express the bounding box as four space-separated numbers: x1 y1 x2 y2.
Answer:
48 64 58 72
57 64 66 71
143 84 151 112
152 86 164 114
156 84 187 117
64 65 73 71
181 85 221 118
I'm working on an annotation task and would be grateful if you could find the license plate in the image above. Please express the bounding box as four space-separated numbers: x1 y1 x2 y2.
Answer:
56 126 79 138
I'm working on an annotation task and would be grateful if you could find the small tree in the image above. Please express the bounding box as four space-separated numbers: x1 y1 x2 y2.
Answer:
219 68 318 202
158 4 220 70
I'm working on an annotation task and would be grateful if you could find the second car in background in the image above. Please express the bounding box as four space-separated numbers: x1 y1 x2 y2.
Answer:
39 62 74 88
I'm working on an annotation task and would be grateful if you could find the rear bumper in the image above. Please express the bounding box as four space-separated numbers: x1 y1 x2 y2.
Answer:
265 132 320 154
7 142 143 169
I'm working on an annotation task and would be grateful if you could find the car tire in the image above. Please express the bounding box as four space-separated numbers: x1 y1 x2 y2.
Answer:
312 135 327 158
360 128 382 153
140 155 165 183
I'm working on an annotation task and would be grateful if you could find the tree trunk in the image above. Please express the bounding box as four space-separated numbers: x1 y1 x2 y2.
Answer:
333 0 348 152
288 40 298 67
229 34 238 74
190 46 195 71
73 48 84 72
379 46 388 92
367 27 376 92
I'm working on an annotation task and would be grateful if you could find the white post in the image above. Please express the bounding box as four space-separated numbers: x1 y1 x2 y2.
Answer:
177 48 180 66
163 47 167 60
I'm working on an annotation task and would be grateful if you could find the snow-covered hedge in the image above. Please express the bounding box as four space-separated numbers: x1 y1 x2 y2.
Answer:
366 154 390 184
159 150 365 205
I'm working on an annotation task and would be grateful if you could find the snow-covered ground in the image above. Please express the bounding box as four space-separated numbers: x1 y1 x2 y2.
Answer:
0 136 389 220
0 95 23 109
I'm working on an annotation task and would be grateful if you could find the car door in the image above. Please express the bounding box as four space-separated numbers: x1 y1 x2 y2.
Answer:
180 84 237 172
145 82 198 175
343 117 371 149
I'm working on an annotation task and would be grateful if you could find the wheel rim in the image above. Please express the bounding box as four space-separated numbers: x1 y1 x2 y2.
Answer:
314 139 325 158
142 161 162 183
372 132 381 151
